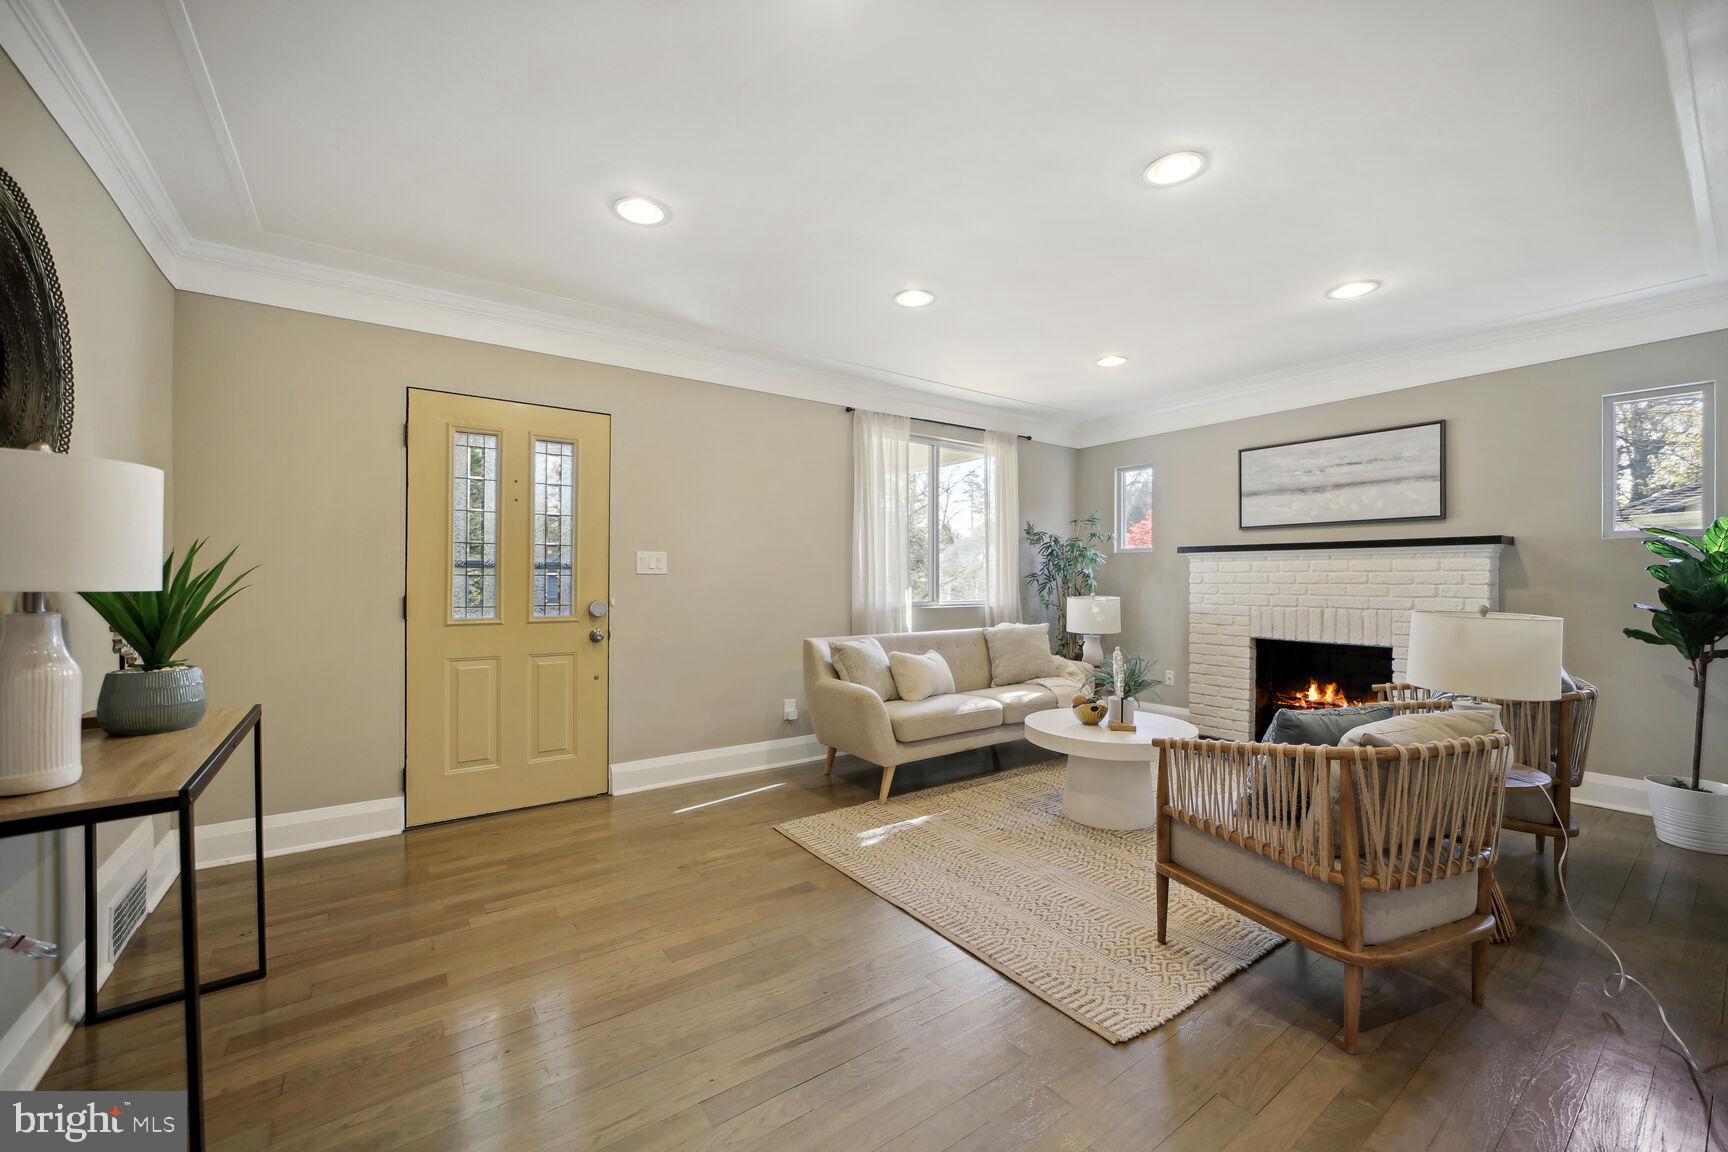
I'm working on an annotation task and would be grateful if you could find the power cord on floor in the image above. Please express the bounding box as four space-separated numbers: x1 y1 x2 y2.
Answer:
1535 785 1714 1116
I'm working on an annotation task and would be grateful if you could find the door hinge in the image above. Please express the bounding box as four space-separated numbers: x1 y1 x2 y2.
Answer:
401 594 407 620
403 422 409 447
401 765 407 791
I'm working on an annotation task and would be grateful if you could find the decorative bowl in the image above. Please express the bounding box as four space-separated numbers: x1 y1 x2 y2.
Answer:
1074 701 1108 726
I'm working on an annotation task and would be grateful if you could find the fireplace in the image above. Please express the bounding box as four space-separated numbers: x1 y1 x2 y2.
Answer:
1253 638 1392 739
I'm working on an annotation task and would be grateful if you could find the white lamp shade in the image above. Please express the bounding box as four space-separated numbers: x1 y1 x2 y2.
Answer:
1066 595 1121 634
0 447 165 591
1406 610 1564 701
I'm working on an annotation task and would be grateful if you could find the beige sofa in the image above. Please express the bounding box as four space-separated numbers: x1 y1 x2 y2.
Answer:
804 627 1087 803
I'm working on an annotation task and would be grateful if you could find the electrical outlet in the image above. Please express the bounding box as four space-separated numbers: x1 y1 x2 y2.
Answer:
1164 669 1176 686
783 698 798 721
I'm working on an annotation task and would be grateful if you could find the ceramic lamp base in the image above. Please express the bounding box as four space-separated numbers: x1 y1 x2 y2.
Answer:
0 611 83 795
1080 634 1104 665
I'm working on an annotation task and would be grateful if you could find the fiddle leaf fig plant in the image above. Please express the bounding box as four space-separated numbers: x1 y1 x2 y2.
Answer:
1024 514 1114 660
80 540 254 670
1624 517 1728 790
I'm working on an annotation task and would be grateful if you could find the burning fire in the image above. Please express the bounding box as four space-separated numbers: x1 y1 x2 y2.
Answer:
1275 680 1359 710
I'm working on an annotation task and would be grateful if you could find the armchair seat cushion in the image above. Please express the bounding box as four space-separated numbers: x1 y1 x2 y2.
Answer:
1168 823 1478 946
960 683 1060 724
884 694 1004 742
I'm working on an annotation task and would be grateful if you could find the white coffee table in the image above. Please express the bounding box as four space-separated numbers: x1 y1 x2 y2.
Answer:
1024 707 1200 831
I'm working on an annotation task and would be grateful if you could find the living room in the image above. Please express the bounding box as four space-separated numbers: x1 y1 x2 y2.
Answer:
0 2 1724 1150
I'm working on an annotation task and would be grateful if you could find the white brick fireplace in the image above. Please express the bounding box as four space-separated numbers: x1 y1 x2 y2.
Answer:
1181 537 1510 739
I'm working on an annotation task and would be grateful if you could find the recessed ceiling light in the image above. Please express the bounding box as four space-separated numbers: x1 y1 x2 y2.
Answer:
1326 280 1381 300
1142 150 1208 187
893 288 936 308
1096 355 1128 368
612 196 669 226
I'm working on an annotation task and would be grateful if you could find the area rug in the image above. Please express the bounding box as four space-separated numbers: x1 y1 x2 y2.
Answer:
776 760 1283 1042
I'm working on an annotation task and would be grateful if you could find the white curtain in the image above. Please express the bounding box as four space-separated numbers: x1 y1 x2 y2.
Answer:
982 430 1022 625
851 410 911 634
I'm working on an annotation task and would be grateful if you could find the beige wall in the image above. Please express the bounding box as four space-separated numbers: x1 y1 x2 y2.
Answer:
1078 329 1728 784
0 49 174 1071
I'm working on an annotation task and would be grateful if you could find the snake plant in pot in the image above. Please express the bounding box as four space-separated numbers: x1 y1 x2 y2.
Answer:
1624 517 1728 853
79 541 253 736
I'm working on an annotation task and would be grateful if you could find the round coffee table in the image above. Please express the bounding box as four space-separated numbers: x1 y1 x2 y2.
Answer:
1024 707 1200 830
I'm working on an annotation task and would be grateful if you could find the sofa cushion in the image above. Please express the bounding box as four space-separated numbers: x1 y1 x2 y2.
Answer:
830 637 898 701
884 694 1004 742
960 682 1059 724
1341 709 1497 748
1263 704 1393 746
888 649 955 702
984 622 1059 687
875 630 994 692
1168 822 1478 946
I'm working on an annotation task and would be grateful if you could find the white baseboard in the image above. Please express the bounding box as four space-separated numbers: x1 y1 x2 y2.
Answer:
1572 771 1651 816
0 939 82 1091
195 797 406 868
609 734 826 795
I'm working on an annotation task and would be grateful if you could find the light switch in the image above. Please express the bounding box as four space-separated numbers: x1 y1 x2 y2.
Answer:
636 551 668 575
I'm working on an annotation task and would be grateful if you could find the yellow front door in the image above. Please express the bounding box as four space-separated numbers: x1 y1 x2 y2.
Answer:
406 388 610 826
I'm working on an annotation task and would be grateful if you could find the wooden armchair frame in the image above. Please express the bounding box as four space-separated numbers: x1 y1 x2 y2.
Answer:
1372 681 1598 882
1153 733 1510 1052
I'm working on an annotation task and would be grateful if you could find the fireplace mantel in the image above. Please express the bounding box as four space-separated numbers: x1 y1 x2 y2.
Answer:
1183 539 1505 739
1176 535 1513 554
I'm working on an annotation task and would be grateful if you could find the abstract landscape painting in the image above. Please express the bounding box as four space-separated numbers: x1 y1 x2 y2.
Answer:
1239 421 1444 528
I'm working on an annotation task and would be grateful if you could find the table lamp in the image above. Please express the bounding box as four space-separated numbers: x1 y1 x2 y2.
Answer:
1405 608 1564 705
0 445 164 795
1065 595 1121 666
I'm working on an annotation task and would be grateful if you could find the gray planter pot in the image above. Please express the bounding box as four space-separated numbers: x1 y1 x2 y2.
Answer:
96 666 207 737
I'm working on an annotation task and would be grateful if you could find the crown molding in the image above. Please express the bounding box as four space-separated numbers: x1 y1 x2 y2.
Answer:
7 0 1728 456
1068 276 1728 447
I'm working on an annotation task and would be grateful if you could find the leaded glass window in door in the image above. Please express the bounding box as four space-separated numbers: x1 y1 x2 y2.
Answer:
452 430 499 619
533 438 575 617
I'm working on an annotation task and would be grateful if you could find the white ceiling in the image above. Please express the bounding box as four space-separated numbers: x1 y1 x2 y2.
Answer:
10 0 1728 445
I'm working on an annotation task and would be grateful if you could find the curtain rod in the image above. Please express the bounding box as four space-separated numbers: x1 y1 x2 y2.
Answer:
843 408 1032 441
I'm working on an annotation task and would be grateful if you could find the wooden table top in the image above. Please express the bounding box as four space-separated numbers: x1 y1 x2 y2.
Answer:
0 705 258 832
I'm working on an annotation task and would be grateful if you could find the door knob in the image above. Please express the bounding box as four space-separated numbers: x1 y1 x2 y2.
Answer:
589 629 605 643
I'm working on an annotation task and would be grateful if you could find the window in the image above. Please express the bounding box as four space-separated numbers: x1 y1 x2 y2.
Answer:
451 430 499 620
1117 464 1155 551
1603 382 1714 539
909 436 987 604
531 438 575 618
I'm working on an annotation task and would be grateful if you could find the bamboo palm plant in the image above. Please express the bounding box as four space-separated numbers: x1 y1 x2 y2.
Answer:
80 540 253 669
1023 514 1114 660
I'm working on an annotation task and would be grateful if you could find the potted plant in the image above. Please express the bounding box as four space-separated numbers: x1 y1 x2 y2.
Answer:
1024 514 1114 660
1624 517 1728 853
1089 649 1160 726
80 540 253 737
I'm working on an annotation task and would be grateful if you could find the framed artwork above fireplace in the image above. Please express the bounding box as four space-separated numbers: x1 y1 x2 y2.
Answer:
1238 420 1445 529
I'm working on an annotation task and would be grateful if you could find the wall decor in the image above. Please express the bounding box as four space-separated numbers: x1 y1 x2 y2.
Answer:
0 166 74 453
1238 420 1444 529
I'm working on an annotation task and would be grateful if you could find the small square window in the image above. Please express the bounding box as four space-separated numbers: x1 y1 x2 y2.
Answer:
1117 465 1154 551
1602 382 1715 539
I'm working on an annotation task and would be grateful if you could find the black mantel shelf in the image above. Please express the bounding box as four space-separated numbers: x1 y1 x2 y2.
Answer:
1175 535 1514 555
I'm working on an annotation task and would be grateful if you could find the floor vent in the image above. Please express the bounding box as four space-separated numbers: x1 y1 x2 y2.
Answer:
109 871 149 963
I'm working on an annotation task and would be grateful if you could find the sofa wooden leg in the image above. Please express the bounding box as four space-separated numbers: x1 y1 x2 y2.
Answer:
1342 965 1363 1054
988 743 1002 772
1155 873 1169 945
1471 939 1488 1006
823 746 836 777
878 765 896 805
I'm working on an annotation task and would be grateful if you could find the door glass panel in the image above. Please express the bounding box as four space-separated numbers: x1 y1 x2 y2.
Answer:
452 430 499 620
532 438 575 617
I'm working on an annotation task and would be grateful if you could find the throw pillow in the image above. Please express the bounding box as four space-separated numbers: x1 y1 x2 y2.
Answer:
888 650 956 702
983 622 1060 686
1262 704 1393 746
1340 708 1498 748
829 637 898 701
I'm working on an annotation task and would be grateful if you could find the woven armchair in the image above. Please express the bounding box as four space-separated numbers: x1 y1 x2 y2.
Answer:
1153 733 1511 1052
1373 680 1598 881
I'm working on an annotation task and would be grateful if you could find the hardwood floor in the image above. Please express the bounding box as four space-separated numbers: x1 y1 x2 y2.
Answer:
41 744 1728 1151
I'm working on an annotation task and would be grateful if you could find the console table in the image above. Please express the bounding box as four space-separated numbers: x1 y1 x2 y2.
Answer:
0 705 264 1152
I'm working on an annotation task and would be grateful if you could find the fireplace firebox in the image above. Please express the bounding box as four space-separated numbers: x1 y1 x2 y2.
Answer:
1253 638 1392 740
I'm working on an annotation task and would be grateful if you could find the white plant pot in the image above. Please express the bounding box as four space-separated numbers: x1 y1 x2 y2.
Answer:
1644 775 1728 854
